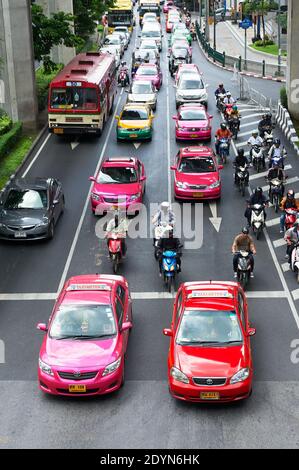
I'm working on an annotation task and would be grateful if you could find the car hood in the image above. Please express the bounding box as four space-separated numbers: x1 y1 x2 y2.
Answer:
177 88 207 97
92 181 141 196
177 119 208 129
0 208 47 226
43 336 119 368
135 75 159 84
119 119 151 129
175 171 218 186
128 93 156 102
175 344 247 378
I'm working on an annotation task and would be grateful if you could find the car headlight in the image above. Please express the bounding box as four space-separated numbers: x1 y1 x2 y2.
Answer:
170 367 189 384
176 181 188 189
0 223 7 229
199 93 208 101
91 192 100 201
130 193 141 201
177 127 185 131
36 219 49 228
230 368 250 384
102 357 122 376
142 126 151 131
39 358 54 376
209 181 220 189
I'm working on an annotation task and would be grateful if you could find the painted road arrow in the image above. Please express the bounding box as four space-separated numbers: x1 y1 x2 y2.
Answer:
209 202 222 232
133 142 142 149
71 139 80 150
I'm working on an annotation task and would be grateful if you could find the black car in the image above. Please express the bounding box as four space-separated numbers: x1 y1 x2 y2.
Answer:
0 177 65 241
169 48 190 76
131 49 160 76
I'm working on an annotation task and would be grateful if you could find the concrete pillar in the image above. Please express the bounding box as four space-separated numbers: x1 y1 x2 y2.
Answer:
0 0 37 128
36 0 76 66
287 0 299 119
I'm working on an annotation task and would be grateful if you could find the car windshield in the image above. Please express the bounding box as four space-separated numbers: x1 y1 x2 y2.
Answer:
137 50 156 60
173 49 187 58
137 67 157 76
97 166 138 184
179 157 215 173
179 109 207 120
4 189 48 210
180 78 204 90
176 309 243 345
121 109 149 120
104 37 121 45
50 87 98 110
132 82 153 94
50 304 117 340
142 31 160 38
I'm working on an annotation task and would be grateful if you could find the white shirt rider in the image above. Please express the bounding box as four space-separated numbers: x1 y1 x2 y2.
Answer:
248 135 263 147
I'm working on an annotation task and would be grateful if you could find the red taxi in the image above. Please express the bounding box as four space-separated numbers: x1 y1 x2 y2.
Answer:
163 281 256 403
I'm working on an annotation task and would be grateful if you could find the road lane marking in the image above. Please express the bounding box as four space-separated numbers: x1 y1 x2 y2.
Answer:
57 88 124 294
0 293 57 301
238 130 256 138
166 38 171 203
281 262 290 272
249 164 292 181
240 113 265 121
133 142 142 149
22 134 51 177
273 238 286 248
266 217 280 227
292 289 299 301
209 202 222 232
235 141 249 148
240 121 263 130
261 176 299 193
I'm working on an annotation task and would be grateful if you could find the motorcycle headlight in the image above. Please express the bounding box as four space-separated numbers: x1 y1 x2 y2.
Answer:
91 192 100 201
102 357 122 377
230 368 250 384
176 181 188 189
209 181 220 189
39 358 54 376
170 367 189 384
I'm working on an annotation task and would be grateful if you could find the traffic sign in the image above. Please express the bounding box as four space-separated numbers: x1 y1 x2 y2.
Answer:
240 18 253 30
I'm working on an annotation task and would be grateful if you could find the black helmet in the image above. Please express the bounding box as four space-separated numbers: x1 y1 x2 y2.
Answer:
238 149 244 157
220 122 227 130
242 227 249 235
274 138 281 146
255 187 263 195
266 113 272 119
287 189 295 199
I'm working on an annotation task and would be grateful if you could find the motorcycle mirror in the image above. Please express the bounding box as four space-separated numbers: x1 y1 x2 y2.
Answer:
170 165 176 170
89 176 96 182
172 115 177 120
163 328 173 337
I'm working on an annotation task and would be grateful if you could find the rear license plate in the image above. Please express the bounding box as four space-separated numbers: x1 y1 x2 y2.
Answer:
14 231 27 238
54 128 64 134
200 392 220 400
68 385 86 393
193 192 204 198
129 134 138 138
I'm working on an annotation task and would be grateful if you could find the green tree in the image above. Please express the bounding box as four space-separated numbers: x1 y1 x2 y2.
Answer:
73 0 115 39
243 1 278 44
31 4 83 73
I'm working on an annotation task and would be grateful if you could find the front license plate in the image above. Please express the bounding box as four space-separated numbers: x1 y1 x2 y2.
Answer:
68 385 86 393
191 134 198 138
193 192 204 198
200 392 220 400
14 231 27 238
54 128 64 134
129 134 138 138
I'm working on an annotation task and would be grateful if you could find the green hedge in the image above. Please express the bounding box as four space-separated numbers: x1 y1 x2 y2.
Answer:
36 65 63 112
280 86 288 109
0 122 23 160
0 112 13 136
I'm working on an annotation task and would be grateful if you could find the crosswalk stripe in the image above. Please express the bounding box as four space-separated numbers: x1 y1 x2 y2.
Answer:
249 164 292 181
292 288 299 300
238 130 255 138
273 238 285 248
241 113 265 120
235 141 248 148
240 122 261 129
266 217 280 227
261 176 299 193
281 262 290 272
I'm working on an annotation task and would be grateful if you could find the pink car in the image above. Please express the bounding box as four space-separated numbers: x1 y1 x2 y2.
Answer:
37 274 133 397
173 104 213 141
89 156 146 216
175 63 201 84
134 64 163 90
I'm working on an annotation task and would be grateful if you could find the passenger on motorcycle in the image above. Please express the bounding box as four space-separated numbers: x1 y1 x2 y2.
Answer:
258 113 273 137
215 123 232 155
267 163 286 197
247 130 264 164
268 139 286 168
157 228 182 275
284 220 299 263
232 227 256 278
223 91 236 105
245 187 268 227
234 149 249 185
279 189 299 233
228 105 241 130
105 211 130 255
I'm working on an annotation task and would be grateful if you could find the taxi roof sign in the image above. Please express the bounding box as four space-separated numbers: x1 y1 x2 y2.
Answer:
189 290 233 299
67 283 111 292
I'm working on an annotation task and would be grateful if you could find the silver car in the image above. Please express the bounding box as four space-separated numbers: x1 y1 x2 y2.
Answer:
100 45 121 68
103 35 125 56
127 80 157 110
175 73 209 108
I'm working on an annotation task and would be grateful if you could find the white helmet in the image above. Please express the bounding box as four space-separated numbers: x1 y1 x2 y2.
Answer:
160 201 170 211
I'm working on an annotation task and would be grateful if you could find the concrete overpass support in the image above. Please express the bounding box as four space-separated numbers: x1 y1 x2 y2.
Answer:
36 0 76 66
0 0 37 128
287 0 299 120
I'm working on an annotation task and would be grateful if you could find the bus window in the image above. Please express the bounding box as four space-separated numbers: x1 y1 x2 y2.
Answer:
50 87 98 110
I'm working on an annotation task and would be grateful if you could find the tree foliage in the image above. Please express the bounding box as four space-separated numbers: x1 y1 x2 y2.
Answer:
31 4 83 73
73 0 115 39
242 1 278 44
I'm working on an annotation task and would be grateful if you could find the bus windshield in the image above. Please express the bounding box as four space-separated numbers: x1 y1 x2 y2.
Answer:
50 87 98 110
108 11 133 26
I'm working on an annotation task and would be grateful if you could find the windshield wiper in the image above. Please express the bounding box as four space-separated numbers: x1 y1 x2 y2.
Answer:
54 334 115 340
178 340 222 345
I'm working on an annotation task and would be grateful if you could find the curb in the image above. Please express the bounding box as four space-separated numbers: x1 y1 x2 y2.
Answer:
196 33 286 83
276 102 299 157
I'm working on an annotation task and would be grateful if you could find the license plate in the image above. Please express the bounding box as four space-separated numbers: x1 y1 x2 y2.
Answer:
193 192 204 198
54 128 64 134
129 134 138 138
191 134 198 138
14 231 27 238
200 392 220 400
68 385 86 393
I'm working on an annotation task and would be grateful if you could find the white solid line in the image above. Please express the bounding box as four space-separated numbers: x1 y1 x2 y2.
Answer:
57 89 124 294
22 134 51 177
245 291 287 298
281 262 290 272
166 38 172 203
0 293 57 301
273 238 286 248
292 289 299 301
249 164 292 181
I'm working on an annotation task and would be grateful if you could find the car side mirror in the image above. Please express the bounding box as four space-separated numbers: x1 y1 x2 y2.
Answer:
140 176 146 182
37 323 48 332
122 321 132 332
172 115 177 120
115 115 119 120
219 165 224 170
163 328 173 337
170 165 176 170
248 327 256 337
209 115 213 119
89 176 96 182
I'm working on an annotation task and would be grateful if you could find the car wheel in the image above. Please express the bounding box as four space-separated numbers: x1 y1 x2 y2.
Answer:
120 361 125 387
47 220 54 240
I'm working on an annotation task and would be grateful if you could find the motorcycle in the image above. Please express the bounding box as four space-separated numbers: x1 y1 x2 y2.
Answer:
228 116 240 139
119 68 129 87
224 102 234 121
216 93 226 113
285 207 298 231
250 203 266 239
153 223 173 260
268 178 285 213
161 250 178 293
290 242 299 283
107 232 126 273
269 148 287 169
251 144 264 173
235 165 249 197
218 138 230 164
263 129 274 152
235 251 253 290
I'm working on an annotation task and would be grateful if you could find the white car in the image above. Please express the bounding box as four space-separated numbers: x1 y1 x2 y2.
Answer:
127 80 157 110
142 12 158 24
175 73 209 108
139 26 163 52
139 39 160 55
103 34 125 56
111 31 128 50
114 26 131 42
100 45 121 68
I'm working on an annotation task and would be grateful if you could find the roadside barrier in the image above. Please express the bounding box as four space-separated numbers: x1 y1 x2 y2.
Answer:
276 103 299 156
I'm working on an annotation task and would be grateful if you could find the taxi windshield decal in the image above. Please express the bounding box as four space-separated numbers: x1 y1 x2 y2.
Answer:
189 290 233 299
67 283 111 291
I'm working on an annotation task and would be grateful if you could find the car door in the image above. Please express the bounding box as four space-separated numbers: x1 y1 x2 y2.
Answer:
137 160 145 193
115 290 130 353
238 291 253 361
51 180 63 223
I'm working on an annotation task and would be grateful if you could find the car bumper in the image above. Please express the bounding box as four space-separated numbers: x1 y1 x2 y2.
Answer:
0 227 49 241
117 128 152 140
169 377 252 403
38 366 124 397
175 129 211 140
174 185 221 200
176 98 208 107
49 126 101 135
91 198 143 215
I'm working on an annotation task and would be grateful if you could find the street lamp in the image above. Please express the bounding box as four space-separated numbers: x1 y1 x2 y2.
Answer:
213 1 216 51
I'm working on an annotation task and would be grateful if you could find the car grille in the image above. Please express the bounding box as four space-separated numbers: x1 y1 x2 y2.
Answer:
58 371 99 381
104 196 127 203
192 377 227 386
56 388 100 394
7 225 36 231
188 185 207 190
125 128 140 132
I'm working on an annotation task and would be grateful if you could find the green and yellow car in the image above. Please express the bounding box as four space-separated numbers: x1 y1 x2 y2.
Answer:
116 103 154 141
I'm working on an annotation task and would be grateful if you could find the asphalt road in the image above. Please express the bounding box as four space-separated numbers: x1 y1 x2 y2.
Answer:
0 15 299 449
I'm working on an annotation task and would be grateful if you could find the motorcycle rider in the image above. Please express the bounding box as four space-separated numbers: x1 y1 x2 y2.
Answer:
234 149 249 185
157 227 182 275
232 227 256 278
105 211 130 256
215 123 232 155
247 130 264 165
152 201 176 244
215 83 226 99
190 22 196 40
245 187 268 227
279 189 299 233
284 220 299 263
118 61 130 86
267 162 286 200
268 138 286 169
258 113 273 137
223 91 236 105
228 104 241 131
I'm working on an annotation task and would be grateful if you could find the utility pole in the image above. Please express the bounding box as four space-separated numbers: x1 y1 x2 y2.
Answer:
205 0 210 41
277 0 282 76
213 1 216 51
